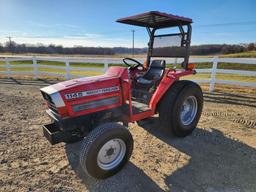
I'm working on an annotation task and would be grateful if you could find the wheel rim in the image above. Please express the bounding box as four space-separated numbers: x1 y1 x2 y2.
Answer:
97 138 126 170
180 96 198 126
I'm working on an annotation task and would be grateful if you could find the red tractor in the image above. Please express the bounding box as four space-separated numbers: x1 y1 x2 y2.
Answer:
41 11 203 179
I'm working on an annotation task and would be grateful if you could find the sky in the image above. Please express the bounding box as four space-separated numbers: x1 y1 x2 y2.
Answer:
0 0 255 48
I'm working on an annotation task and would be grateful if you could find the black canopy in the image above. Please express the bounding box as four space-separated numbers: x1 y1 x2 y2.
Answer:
116 11 192 28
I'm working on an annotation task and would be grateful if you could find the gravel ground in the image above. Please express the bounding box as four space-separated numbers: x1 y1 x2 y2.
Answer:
0 78 256 192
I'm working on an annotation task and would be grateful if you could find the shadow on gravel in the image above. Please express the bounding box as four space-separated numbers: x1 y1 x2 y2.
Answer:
203 91 256 108
65 141 164 192
138 117 256 192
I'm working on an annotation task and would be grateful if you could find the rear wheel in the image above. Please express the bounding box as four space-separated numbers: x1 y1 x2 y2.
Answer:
64 133 83 144
79 122 133 179
159 80 203 137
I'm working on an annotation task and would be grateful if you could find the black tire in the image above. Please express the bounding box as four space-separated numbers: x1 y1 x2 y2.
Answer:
159 80 203 137
64 135 83 144
79 122 133 179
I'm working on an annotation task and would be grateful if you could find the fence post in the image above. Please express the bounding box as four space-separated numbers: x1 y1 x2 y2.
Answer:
209 56 218 92
65 59 70 79
173 58 178 69
33 56 38 79
104 61 108 72
5 57 11 78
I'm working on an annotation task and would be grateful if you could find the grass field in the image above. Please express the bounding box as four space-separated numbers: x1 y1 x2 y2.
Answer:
1 59 256 70
0 55 256 83
221 51 256 58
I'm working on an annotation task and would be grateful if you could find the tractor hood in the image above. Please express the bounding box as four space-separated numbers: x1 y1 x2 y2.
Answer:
41 67 127 93
40 67 128 107
41 74 117 94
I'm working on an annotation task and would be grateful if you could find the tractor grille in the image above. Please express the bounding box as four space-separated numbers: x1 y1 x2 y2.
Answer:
41 91 59 114
47 102 59 114
41 91 53 103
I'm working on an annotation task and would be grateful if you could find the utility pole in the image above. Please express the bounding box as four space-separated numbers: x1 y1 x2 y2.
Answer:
131 30 135 57
6 36 12 54
7 36 12 44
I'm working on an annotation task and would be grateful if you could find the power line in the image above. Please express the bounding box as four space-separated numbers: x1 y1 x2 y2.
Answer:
195 21 256 28
2 20 255 47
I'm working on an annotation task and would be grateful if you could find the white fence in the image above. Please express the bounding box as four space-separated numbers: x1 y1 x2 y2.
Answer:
0 56 256 92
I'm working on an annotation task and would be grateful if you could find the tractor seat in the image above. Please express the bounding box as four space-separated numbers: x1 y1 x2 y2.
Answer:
136 60 166 88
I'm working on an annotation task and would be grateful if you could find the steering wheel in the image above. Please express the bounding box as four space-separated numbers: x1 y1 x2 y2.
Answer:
123 58 144 70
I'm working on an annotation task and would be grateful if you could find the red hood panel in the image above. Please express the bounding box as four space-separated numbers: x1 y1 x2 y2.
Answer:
58 74 114 88
41 67 128 94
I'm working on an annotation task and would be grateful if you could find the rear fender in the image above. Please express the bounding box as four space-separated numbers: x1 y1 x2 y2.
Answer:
149 69 195 112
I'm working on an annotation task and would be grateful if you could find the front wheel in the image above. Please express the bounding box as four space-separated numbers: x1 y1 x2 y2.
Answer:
159 81 203 137
79 123 133 179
